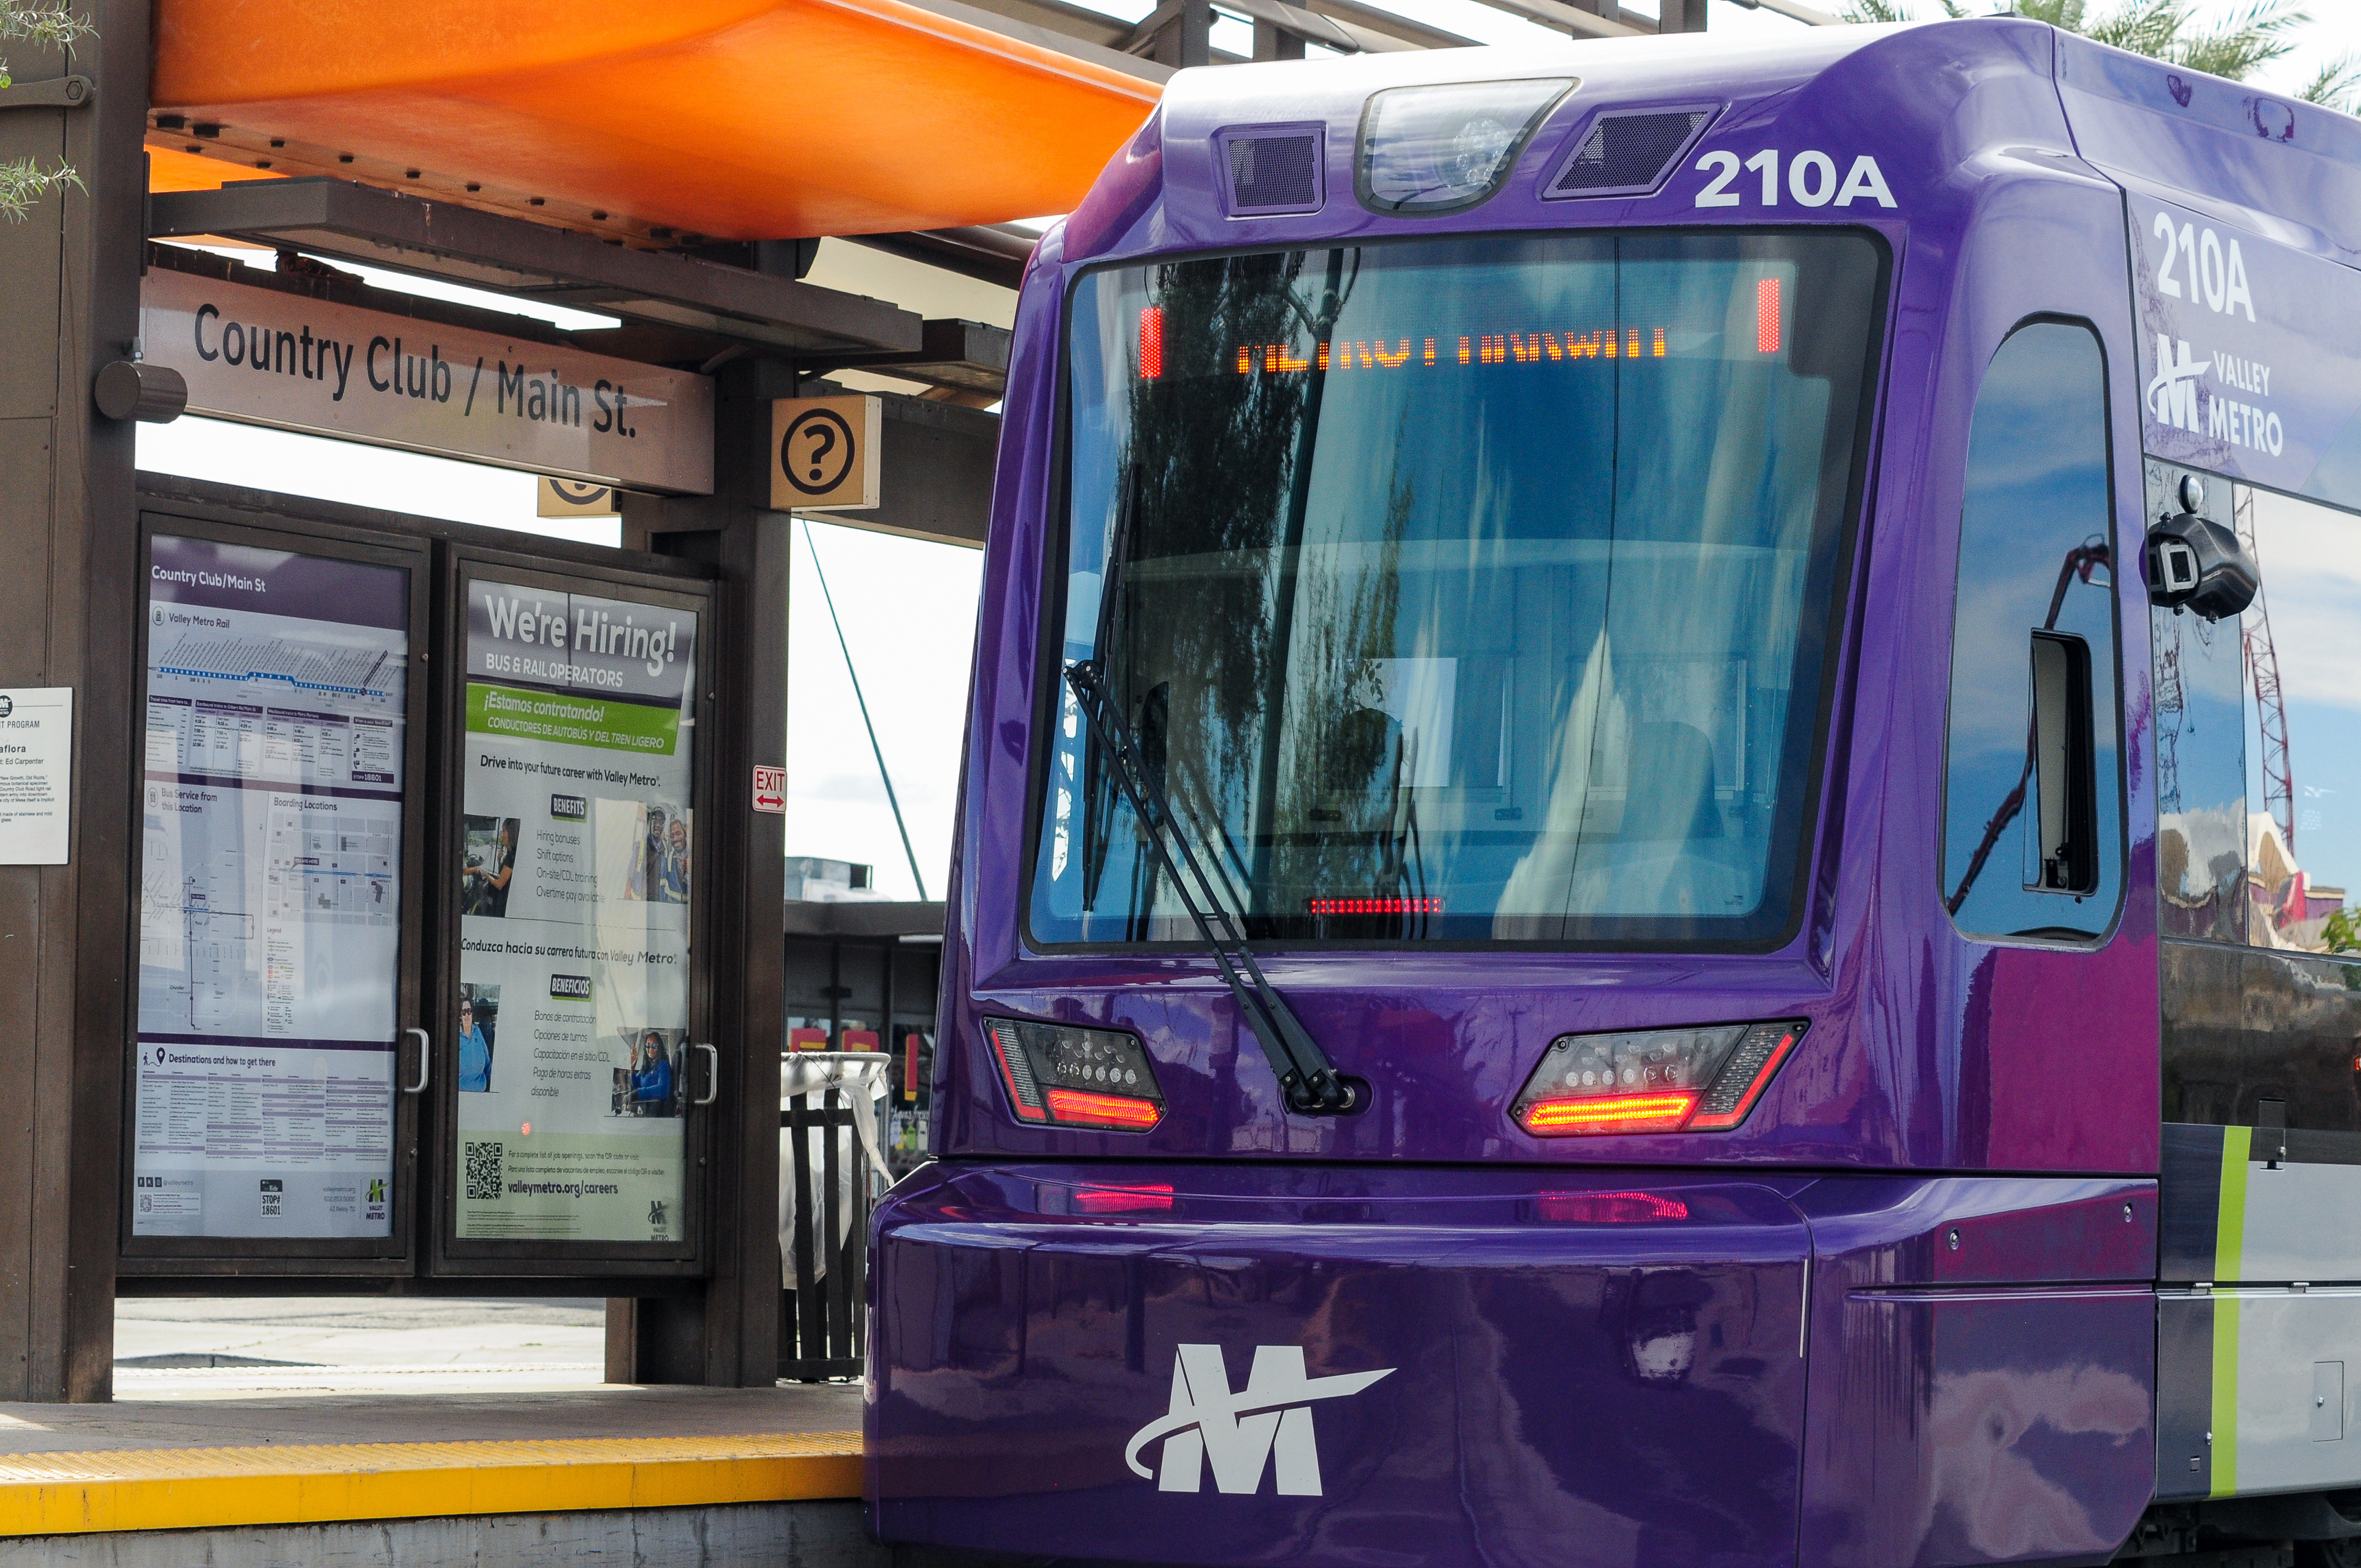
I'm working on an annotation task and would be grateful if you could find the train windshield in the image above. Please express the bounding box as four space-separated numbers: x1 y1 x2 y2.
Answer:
1032 231 1884 946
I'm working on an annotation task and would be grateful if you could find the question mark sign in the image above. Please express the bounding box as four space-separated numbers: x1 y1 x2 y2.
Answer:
780 407 857 498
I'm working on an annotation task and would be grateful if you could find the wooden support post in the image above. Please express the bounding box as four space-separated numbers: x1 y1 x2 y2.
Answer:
0 0 148 1403
614 359 791 1386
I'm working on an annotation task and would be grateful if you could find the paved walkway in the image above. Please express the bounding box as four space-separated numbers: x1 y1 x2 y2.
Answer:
110 1294 609 1396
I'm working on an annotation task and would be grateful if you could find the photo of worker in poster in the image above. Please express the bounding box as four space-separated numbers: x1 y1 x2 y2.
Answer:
457 985 498 1092
646 807 690 905
453 579 698 1244
613 802 690 905
461 816 520 917
611 1027 684 1118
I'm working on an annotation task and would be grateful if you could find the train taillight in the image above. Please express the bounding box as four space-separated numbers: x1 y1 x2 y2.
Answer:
1512 1020 1807 1138
985 1018 1166 1132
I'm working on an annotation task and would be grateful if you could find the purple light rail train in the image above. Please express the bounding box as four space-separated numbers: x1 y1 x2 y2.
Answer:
867 18 2361 1568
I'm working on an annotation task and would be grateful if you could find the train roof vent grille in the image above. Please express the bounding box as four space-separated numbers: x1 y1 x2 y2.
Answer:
1546 107 1716 199
1223 128 1323 215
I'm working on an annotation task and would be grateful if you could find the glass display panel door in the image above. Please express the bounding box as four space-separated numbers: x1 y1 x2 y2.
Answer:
441 562 706 1261
127 521 426 1263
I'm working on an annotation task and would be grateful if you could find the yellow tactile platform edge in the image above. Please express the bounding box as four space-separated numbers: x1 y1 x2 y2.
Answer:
0 1430 863 1536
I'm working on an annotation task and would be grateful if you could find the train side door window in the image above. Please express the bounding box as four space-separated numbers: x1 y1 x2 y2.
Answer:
1941 320 2124 941
2151 462 2250 944
2231 484 2361 956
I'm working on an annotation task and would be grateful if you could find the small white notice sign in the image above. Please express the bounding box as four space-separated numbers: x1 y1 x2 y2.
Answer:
0 687 72 864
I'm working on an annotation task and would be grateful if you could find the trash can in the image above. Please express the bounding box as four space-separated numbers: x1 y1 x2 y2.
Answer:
778 1049 889 1381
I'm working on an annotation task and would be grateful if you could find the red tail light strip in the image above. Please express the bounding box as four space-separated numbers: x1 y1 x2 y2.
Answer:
1520 1091 1695 1135
1044 1087 1163 1129
1511 1019 1808 1138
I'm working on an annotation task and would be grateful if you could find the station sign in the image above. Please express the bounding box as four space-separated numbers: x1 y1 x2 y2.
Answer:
140 269 715 496
770 394 881 511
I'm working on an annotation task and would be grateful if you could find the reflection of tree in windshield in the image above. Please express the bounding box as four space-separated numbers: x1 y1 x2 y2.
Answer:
1089 252 1309 928
1094 252 1431 938
1269 459 1418 935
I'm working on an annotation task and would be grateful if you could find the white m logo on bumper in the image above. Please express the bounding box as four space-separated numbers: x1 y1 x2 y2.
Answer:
1123 1345 1392 1496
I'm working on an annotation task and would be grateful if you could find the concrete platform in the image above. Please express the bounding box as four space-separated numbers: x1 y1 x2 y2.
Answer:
0 1299 935 1565
0 1383 863 1540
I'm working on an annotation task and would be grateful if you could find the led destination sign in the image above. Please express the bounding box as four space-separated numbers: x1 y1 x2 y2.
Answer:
1139 274 1788 380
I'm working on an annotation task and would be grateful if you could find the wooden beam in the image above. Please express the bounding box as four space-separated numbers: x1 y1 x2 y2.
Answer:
149 179 924 355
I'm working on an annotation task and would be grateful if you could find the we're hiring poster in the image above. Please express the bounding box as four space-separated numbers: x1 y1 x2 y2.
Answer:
455 579 698 1244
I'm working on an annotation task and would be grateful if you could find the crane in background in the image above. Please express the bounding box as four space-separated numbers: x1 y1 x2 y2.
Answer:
2239 485 2297 857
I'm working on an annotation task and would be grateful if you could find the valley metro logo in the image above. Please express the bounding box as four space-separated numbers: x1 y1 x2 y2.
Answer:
1123 1345 1392 1496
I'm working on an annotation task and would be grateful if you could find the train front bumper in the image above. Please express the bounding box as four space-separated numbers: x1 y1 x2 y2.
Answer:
867 1161 1813 1568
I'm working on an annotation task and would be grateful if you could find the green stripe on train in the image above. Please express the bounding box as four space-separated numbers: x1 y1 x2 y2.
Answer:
2216 1126 2250 1282
2209 1128 2250 1499
2210 1295 2240 1497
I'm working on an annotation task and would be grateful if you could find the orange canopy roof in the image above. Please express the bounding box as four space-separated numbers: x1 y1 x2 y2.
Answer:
151 0 1165 242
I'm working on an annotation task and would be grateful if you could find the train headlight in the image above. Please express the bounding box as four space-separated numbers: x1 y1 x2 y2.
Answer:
985 1018 1166 1131
1358 78 1575 216
1511 1020 1806 1137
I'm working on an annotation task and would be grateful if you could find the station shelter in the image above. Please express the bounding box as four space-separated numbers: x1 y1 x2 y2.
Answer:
0 0 1791 1550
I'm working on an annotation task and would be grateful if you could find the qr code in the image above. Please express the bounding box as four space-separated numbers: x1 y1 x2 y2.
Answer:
465 1141 504 1200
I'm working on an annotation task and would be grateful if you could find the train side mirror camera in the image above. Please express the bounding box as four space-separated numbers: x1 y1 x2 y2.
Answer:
2144 512 2257 621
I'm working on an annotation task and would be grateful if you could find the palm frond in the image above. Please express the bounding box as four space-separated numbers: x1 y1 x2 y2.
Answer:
2085 0 2190 55
2298 55 2360 112
2032 0 2306 83
2164 0 2306 81
2015 0 2088 29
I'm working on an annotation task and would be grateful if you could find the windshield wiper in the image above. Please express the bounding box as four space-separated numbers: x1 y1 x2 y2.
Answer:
1064 658 1365 1117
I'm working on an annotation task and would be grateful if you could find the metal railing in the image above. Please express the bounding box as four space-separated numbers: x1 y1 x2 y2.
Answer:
779 1051 891 1382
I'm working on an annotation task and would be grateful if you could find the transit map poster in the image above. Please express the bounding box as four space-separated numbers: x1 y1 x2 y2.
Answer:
454 579 698 1244
133 536 408 1239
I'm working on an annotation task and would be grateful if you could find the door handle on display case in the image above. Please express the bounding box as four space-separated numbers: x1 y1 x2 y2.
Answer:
402 1027 429 1094
694 1042 719 1106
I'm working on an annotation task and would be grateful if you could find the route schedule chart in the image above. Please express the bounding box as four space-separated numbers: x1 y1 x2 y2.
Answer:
132 536 409 1240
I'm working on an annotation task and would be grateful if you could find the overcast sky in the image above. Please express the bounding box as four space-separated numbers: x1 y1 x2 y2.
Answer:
139 0 2356 899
